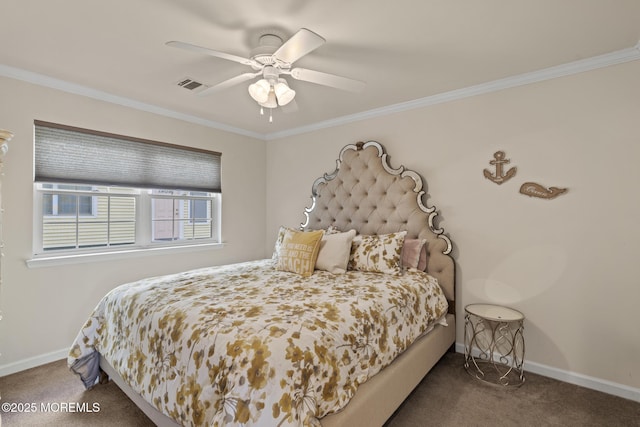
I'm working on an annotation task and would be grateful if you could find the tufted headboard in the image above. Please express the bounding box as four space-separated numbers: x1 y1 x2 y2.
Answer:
301 141 455 310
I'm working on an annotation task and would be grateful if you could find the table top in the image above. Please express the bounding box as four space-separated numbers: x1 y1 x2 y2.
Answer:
465 303 524 322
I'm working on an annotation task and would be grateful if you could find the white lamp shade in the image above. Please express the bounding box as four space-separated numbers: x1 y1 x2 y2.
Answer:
274 78 296 106
259 90 278 108
248 79 270 104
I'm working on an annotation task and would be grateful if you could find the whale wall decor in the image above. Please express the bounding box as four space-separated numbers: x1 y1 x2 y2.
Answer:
519 182 568 199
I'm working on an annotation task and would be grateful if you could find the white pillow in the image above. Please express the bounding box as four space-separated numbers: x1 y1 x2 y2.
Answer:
315 229 356 274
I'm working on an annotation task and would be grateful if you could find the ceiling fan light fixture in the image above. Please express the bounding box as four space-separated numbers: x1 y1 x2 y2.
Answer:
259 89 278 109
248 79 270 103
274 78 296 106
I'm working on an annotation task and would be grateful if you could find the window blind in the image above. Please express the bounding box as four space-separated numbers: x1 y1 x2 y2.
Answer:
34 121 221 193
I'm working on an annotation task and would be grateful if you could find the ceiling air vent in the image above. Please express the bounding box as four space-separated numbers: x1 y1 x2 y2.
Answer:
176 77 207 93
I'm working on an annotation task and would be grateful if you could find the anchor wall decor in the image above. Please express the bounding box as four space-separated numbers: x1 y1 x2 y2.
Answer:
484 150 516 185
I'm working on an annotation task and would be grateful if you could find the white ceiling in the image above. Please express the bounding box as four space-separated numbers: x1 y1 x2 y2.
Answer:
1 0 639 139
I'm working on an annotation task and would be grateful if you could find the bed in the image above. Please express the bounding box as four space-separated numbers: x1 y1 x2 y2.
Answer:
68 140 456 427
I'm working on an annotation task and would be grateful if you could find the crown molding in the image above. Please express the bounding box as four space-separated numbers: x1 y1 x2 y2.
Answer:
0 64 264 140
2 42 639 142
264 42 640 140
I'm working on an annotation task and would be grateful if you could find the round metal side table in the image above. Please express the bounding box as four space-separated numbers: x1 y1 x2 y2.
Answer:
464 303 525 387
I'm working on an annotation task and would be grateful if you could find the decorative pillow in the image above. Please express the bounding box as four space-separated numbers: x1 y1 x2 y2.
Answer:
325 225 342 235
274 229 324 277
402 238 429 271
348 231 407 275
272 226 295 262
315 229 356 274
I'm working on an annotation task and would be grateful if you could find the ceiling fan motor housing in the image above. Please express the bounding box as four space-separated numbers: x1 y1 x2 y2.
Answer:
250 34 285 69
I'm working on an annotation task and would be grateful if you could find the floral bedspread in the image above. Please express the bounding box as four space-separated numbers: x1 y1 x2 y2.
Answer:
68 259 448 426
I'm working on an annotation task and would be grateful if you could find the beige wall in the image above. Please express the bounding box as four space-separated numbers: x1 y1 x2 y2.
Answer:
265 60 640 392
0 76 266 370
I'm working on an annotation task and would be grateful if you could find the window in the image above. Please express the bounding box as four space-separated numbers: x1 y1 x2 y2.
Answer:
188 192 210 224
33 121 222 257
38 185 137 251
42 184 95 216
151 190 215 242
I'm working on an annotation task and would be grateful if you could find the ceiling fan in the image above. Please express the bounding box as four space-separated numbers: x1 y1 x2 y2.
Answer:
167 28 365 121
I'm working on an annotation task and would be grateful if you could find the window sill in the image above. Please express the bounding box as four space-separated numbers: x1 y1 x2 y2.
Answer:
26 242 225 268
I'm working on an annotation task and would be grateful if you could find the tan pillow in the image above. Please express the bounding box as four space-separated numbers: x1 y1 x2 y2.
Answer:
348 231 407 275
315 229 356 274
275 229 324 277
402 238 428 271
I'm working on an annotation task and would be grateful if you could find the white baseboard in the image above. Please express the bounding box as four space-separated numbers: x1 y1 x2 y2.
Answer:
0 348 68 377
455 342 640 403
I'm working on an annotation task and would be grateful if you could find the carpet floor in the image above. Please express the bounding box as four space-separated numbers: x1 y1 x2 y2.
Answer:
1 352 638 426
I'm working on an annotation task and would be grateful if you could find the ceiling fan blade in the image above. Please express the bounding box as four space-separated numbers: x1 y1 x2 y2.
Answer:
273 28 325 64
289 68 366 92
197 72 260 96
166 41 258 67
